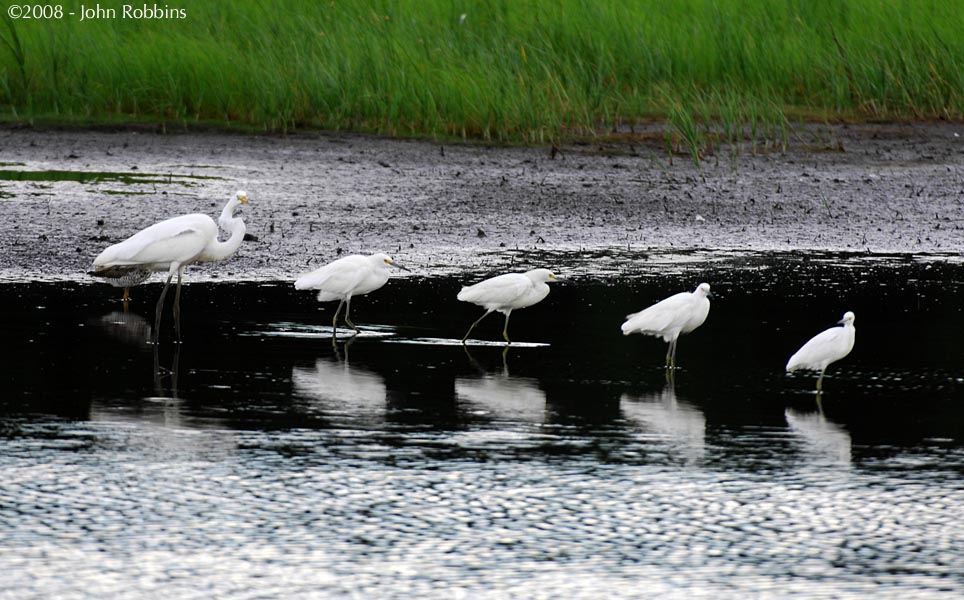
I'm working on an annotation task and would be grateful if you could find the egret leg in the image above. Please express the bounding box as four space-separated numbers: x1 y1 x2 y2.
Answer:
171 345 181 397
173 267 183 343
816 368 826 393
664 343 672 369
461 309 493 344
502 311 512 345
122 287 131 313
153 270 176 344
670 338 679 370
331 298 345 339
344 296 360 333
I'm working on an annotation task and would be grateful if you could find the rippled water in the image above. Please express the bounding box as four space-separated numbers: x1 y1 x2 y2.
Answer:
2 253 963 598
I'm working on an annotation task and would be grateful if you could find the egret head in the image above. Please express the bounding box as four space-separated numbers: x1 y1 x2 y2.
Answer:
373 252 411 272
839 311 855 325
526 268 558 283
696 282 711 296
236 190 249 204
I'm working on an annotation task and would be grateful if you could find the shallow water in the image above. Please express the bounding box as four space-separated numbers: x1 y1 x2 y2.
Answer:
2 254 963 598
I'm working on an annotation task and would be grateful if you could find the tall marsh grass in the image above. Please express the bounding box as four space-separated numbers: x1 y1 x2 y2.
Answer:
1 0 962 149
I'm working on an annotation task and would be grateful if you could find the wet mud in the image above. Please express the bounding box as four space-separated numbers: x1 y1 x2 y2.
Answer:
1 122 963 283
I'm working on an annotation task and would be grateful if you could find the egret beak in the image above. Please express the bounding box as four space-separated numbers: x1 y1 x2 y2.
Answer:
549 273 562 281
386 259 411 272
239 195 249 204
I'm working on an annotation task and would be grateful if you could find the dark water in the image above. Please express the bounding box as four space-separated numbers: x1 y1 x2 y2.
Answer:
2 253 963 598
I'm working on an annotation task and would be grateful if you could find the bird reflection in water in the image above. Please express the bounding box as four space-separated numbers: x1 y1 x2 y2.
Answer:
785 404 852 465
93 311 153 347
456 346 547 424
620 372 706 463
291 339 388 425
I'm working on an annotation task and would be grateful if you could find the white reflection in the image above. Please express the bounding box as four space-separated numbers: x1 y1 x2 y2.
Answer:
620 379 705 462
456 347 546 424
291 352 387 422
785 407 852 465
92 310 152 346
455 375 547 424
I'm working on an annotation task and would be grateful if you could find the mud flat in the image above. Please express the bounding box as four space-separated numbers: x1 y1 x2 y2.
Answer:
1 123 963 282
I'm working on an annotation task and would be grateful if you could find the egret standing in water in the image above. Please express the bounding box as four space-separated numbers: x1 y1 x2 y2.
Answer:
786 311 856 392
91 190 250 343
621 283 712 369
457 268 558 344
294 252 409 337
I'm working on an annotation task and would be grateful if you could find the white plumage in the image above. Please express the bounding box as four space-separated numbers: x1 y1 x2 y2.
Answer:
621 282 711 368
91 190 249 341
294 252 407 336
786 311 856 392
456 268 557 344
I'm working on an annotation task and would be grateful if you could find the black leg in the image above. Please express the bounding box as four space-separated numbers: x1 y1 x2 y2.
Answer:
173 267 183 343
331 298 345 339
153 270 175 344
462 309 493 343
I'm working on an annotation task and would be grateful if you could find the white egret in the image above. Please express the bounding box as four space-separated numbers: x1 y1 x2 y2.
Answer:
786 311 856 392
457 268 558 344
621 283 711 369
294 252 409 337
91 190 249 342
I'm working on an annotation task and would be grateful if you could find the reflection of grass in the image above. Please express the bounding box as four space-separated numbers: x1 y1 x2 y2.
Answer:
1 1 962 154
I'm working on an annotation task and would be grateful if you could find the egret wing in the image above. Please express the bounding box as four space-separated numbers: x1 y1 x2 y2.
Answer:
457 273 531 308
622 292 690 337
786 326 850 371
294 255 369 301
93 214 214 268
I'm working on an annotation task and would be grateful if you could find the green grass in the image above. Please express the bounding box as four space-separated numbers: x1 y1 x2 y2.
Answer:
2 0 963 150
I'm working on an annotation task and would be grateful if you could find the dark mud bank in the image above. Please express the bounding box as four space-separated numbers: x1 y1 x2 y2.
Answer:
1 123 963 282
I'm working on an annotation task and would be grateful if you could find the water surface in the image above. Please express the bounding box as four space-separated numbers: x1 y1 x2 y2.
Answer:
2 254 963 598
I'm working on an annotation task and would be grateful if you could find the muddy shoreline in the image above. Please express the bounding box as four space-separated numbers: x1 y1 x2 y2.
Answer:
1 123 963 282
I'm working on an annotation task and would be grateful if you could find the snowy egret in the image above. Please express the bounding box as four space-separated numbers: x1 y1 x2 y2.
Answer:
91 190 249 343
457 268 558 344
621 283 711 369
786 311 856 392
294 252 409 337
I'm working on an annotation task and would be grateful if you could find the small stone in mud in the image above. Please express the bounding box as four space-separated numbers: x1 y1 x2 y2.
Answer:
477 228 486 238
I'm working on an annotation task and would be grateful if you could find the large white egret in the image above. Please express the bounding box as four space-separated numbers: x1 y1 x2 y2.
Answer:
621 283 711 369
294 252 409 337
786 311 856 392
91 190 250 342
457 268 558 344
